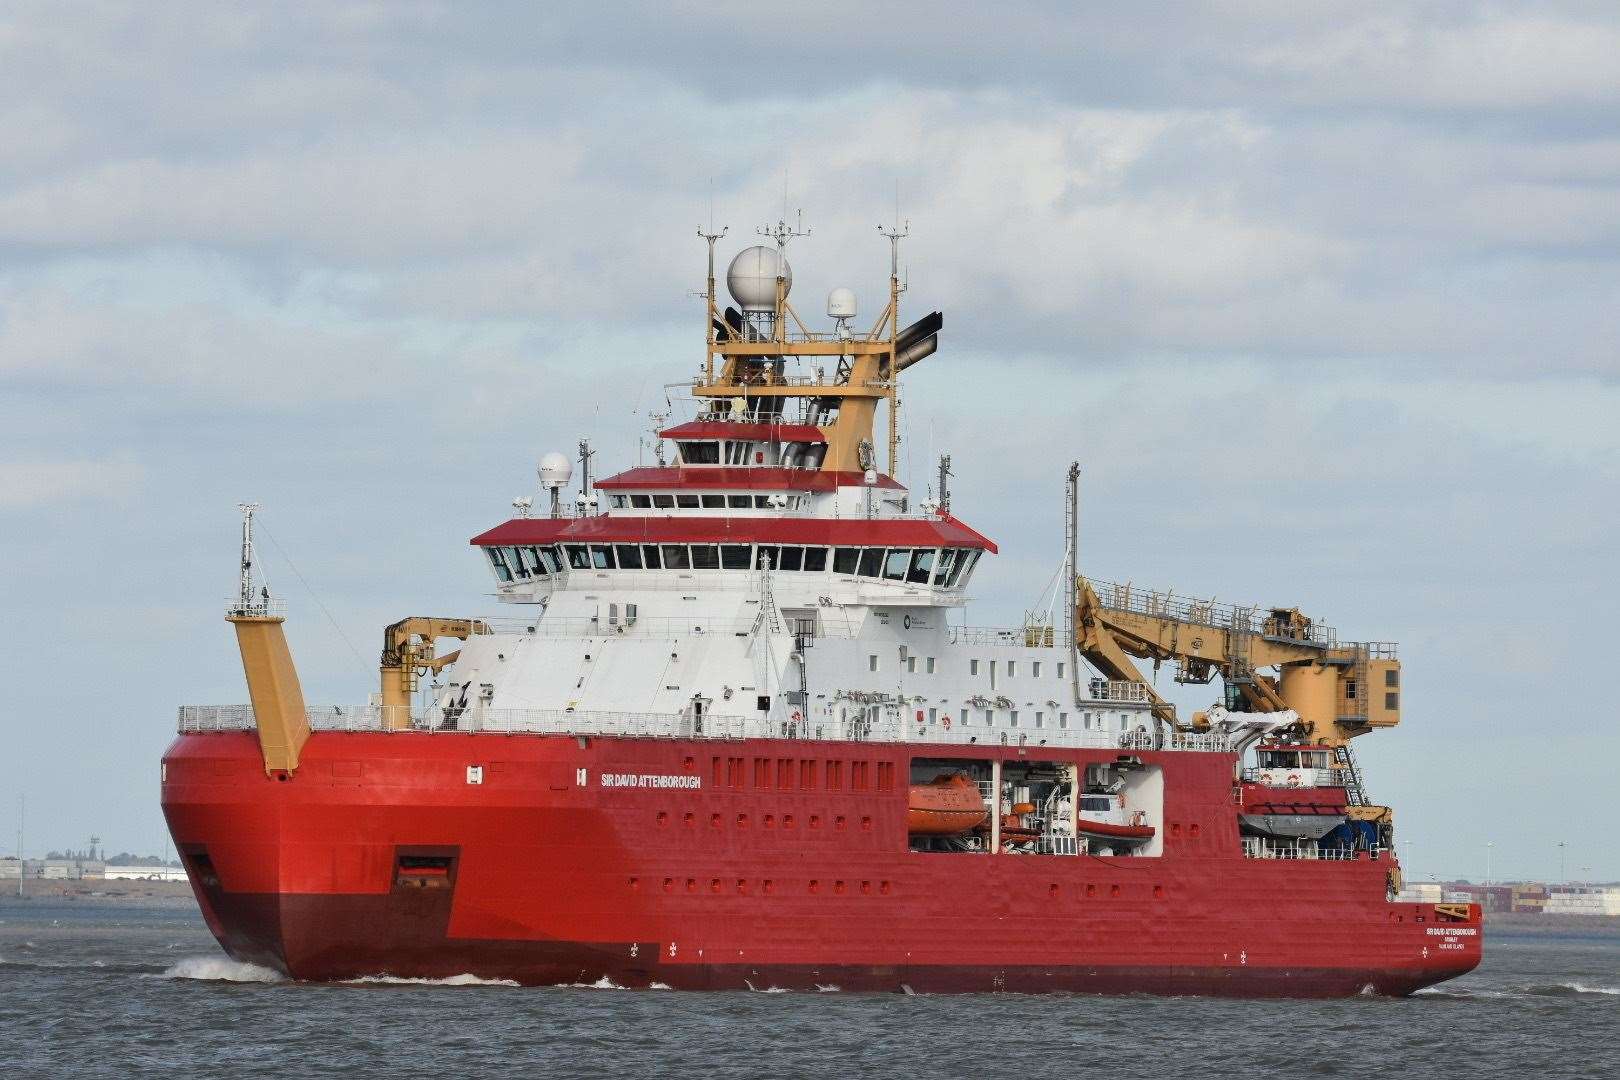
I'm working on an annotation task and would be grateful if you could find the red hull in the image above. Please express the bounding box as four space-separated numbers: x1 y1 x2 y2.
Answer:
160 732 1481 997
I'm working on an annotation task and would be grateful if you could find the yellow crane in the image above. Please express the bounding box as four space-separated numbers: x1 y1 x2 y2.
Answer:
1074 577 1400 748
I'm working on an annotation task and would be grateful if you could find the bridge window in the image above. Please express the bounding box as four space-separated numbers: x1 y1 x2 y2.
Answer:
755 545 780 569
882 548 911 581
681 441 720 465
538 546 563 575
858 548 884 577
588 545 614 569
803 547 828 571
690 545 720 569
486 547 513 582
727 494 752 508
676 494 700 509
608 494 627 509
661 544 691 570
833 547 859 574
908 549 935 584
702 494 726 509
721 544 752 570
630 494 652 508
564 544 590 570
614 544 643 569
777 545 803 571
652 494 675 509
639 544 661 569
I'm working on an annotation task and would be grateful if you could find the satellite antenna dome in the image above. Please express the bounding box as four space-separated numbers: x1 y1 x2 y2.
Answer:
537 452 573 490
827 287 856 319
727 245 791 312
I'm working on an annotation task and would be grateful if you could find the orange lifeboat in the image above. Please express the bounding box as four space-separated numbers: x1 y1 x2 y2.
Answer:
907 774 989 835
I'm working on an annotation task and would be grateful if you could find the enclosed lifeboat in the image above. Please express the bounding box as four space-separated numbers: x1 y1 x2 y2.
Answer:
907 773 990 835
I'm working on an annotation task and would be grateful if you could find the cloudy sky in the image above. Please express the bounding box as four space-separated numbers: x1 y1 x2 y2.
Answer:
2 3 1615 881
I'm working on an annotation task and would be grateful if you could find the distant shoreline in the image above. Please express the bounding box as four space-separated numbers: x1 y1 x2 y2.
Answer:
0 879 198 907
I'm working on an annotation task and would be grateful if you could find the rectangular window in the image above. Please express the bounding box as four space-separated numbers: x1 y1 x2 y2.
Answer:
683 441 720 464
720 545 751 570
613 544 643 570
927 708 937 724
609 494 627 508
876 762 895 791
660 544 691 570
1034 711 1043 728
754 758 770 787
652 493 675 509
933 548 959 586
755 545 781 570
701 493 726 508
727 494 752 509
1058 711 1068 729
1009 710 1019 727
1007 660 1017 677
564 544 591 570
588 545 614 569
777 759 793 788
727 757 744 787
630 493 652 508
908 548 935 584
803 547 828 572
502 547 527 579
906 656 916 673
753 495 773 508
800 759 817 787
960 707 970 727
487 547 513 582
926 657 936 674
883 548 911 581
1385 669 1399 687
1056 662 1066 678
690 545 720 569
984 709 994 726
538 546 563 574
833 547 860 574
858 548 884 578
971 659 980 676
868 654 879 672
1385 692 1399 710
777 545 803 571
852 761 869 791
712 756 723 786
1032 661 1042 678
639 544 661 569
676 493 701 509
826 761 842 790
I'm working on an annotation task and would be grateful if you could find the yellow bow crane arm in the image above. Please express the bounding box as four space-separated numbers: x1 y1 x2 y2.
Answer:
379 617 491 729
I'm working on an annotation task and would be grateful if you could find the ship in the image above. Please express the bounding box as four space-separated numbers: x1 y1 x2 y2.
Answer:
161 218 1482 996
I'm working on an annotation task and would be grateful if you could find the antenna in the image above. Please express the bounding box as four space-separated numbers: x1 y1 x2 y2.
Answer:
234 502 264 614
757 210 810 254
878 204 911 477
937 453 953 516
699 219 728 382
577 439 595 497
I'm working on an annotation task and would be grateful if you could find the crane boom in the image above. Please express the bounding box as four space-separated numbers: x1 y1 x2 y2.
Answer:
1075 577 1399 746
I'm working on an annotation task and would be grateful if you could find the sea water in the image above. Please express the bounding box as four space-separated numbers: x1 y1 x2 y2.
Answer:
1 898 1615 1079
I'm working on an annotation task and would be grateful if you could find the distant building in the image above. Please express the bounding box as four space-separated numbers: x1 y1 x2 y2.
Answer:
1544 885 1620 916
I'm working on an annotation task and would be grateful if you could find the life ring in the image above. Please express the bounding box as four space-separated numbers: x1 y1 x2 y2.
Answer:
916 709 925 723
790 710 803 723
943 716 952 730
1286 773 1302 788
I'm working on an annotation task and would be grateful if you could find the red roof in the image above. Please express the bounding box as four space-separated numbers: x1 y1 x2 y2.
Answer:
471 514 998 553
595 467 903 492
660 420 826 443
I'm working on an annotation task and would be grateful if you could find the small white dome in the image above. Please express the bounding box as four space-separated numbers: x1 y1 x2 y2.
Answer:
537 451 573 489
827 287 856 319
726 245 791 312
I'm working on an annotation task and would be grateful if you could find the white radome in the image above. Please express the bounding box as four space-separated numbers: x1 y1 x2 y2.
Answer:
537 452 573 489
726 245 791 312
827 286 856 319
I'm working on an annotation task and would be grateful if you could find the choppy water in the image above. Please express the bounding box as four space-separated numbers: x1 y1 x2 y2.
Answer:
2 899 1616 1079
